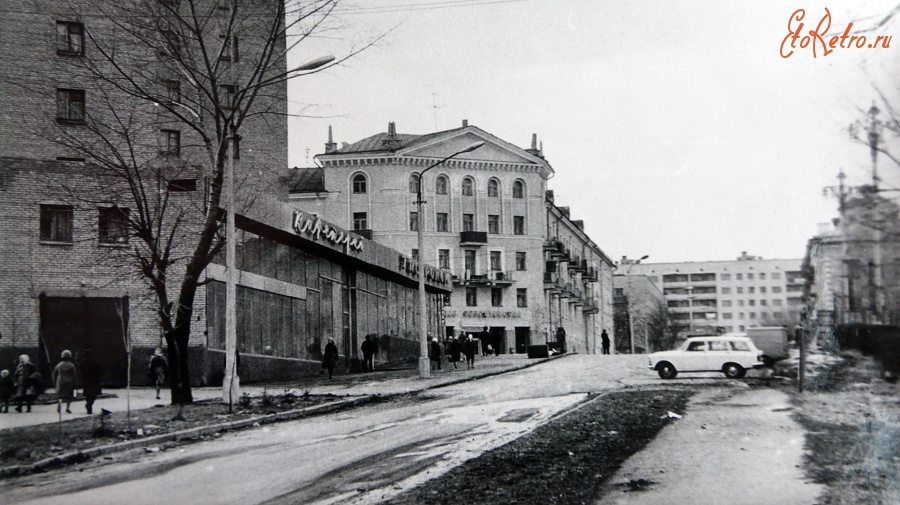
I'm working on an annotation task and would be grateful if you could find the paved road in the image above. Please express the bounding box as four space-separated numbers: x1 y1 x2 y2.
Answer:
6 354 653 505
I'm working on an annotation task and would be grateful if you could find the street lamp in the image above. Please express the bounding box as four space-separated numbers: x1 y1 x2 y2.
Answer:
624 254 648 353
417 141 485 378
624 255 649 275
223 55 334 405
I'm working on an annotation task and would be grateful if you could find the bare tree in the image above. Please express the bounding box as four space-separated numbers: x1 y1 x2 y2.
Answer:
32 0 374 404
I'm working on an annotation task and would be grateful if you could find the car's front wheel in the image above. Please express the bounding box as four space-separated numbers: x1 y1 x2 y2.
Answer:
657 362 678 379
723 363 745 379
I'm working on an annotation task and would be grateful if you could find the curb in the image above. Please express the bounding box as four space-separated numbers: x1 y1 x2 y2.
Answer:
0 354 567 479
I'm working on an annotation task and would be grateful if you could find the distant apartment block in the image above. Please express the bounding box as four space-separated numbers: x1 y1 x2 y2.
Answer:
621 252 804 335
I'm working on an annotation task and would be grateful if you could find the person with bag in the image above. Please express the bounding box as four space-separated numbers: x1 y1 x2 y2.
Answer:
13 354 38 413
448 336 463 370
322 338 339 379
148 348 168 400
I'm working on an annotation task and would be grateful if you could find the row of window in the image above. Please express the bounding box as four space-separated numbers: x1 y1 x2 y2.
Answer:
463 287 528 308
414 249 527 272
352 211 526 235
721 299 783 307
660 271 785 283
721 286 783 294
39 205 129 244
721 312 785 320
352 173 527 198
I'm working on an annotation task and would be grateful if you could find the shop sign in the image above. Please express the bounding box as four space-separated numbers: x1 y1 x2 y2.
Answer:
444 309 522 319
398 255 450 285
291 211 363 252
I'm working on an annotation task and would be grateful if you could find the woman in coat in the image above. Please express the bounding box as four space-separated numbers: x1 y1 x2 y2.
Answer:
148 348 168 400
52 350 77 413
448 337 463 370
14 354 38 413
78 350 103 415
322 338 339 379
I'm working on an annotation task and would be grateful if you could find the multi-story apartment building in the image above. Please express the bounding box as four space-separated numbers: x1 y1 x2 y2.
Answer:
289 122 615 354
623 253 804 335
0 1 449 385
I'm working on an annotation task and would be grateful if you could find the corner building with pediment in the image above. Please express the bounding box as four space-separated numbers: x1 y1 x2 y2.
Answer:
289 121 615 354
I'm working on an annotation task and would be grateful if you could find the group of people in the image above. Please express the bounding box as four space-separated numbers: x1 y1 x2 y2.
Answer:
0 347 169 415
0 350 102 414
429 327 501 371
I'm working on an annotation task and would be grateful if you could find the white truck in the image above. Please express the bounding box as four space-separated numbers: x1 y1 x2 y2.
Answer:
745 327 790 366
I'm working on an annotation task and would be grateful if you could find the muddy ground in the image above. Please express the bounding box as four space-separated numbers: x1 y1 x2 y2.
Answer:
385 388 692 505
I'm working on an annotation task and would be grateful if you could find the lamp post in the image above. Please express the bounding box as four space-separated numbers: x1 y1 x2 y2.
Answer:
416 141 485 378
223 55 334 405
624 255 648 354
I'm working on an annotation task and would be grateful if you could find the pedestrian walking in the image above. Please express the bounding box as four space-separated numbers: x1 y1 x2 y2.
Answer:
428 336 442 370
0 369 14 413
556 326 567 353
13 354 39 413
478 326 491 356
148 348 168 399
491 329 502 356
322 338 339 379
448 336 463 370
361 335 377 372
52 350 77 414
463 334 478 369
601 329 611 355
79 350 102 414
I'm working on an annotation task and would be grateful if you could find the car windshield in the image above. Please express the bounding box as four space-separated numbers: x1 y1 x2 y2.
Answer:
686 341 706 352
729 340 751 351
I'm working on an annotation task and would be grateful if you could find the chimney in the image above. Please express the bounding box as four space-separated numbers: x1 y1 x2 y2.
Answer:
324 125 337 153
559 206 570 218
539 140 544 158
462 119 468 127
382 121 401 149
388 121 396 137
545 189 554 203
572 219 584 230
526 133 541 156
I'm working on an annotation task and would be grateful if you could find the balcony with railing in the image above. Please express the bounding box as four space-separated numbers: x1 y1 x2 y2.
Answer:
544 271 564 292
567 255 584 272
459 230 488 246
453 269 515 287
583 298 600 314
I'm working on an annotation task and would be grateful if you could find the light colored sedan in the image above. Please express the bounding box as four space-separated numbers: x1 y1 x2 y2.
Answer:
648 336 765 379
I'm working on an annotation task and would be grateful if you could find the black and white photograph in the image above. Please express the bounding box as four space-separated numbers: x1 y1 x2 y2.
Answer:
0 1 898 503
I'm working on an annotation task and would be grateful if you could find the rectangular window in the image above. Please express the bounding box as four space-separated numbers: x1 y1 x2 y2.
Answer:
164 79 181 103
771 272 782 280
759 273 766 280
56 21 84 55
464 249 476 273
490 251 501 271
438 249 450 269
516 288 527 308
772 299 783 306
488 214 500 234
466 287 477 307
736 287 743 294
352 212 367 230
736 273 743 280
56 89 85 123
409 211 418 231
491 288 503 307
411 249 418 261
722 300 732 307
168 178 197 192
760 286 767 293
513 215 525 235
436 212 448 232
515 252 526 271
98 207 129 244
722 313 733 320
749 312 756 319
720 273 731 281
462 213 474 232
773 311 783 319
40 205 73 242
748 287 755 294
747 273 755 280
721 287 731 294
220 35 239 61
760 299 767 306
161 129 181 156
738 300 745 307
219 84 235 110
748 300 756 306
772 286 782 293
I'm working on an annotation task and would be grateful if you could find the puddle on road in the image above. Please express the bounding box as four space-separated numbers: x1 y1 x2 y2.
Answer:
497 408 539 423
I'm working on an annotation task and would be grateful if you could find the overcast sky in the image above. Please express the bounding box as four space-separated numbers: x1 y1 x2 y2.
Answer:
286 0 900 264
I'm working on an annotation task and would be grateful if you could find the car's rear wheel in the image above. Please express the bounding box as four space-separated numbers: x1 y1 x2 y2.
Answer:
723 363 745 379
657 362 677 379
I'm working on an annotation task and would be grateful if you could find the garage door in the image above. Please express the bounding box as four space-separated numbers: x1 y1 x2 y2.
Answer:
39 297 128 386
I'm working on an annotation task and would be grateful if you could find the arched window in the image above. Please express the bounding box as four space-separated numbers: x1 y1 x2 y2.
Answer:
487 178 499 197
512 179 525 199
409 173 420 194
351 173 367 194
435 175 448 195
462 176 474 196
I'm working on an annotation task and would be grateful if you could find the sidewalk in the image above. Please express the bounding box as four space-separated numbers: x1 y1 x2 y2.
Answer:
0 353 560 432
